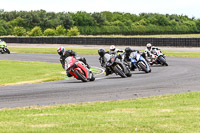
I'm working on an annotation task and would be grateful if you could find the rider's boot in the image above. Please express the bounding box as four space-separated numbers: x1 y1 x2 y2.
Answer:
66 71 72 77
105 68 111 76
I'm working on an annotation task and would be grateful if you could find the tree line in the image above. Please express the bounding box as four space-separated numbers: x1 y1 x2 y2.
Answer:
0 9 200 36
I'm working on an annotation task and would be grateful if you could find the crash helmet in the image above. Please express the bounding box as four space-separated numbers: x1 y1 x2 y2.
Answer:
98 48 105 57
57 46 65 56
125 47 132 54
146 43 152 50
110 45 116 51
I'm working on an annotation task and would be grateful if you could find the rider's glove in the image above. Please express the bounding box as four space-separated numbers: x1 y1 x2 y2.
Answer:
118 54 122 59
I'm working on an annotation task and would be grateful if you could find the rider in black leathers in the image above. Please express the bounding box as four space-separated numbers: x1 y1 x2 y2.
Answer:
98 48 112 76
123 47 148 70
57 47 90 77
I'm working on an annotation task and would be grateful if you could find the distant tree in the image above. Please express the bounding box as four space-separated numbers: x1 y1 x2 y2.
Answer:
0 20 12 35
92 12 106 26
9 17 25 27
195 19 200 31
56 25 66 36
58 12 74 29
28 26 43 36
67 26 80 36
13 26 26 36
44 28 56 36
72 11 97 26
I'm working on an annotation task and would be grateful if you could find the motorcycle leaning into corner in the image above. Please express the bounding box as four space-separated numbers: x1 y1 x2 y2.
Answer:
103 52 132 78
128 51 151 73
65 56 95 82
150 48 168 66
0 41 10 54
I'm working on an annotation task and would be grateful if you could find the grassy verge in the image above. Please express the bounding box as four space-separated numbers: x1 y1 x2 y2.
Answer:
0 92 200 132
9 46 200 57
163 51 200 57
9 47 98 55
0 60 99 86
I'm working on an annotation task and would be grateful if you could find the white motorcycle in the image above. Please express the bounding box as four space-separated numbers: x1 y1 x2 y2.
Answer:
150 48 168 66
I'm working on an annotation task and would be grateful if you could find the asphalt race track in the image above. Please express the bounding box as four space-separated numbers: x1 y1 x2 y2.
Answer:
0 53 200 108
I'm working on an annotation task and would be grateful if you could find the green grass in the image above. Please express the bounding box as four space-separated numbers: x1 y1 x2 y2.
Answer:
9 47 98 55
9 47 200 57
0 60 64 85
0 60 100 86
0 92 200 132
163 51 200 57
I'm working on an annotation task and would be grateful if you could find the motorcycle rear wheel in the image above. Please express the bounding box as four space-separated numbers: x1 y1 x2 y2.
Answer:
74 69 87 82
114 65 127 78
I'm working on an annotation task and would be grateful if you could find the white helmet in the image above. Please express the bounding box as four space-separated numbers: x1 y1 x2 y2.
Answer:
146 43 152 48
146 43 152 50
110 45 116 51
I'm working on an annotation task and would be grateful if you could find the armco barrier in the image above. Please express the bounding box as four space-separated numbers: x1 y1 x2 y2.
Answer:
0 37 200 47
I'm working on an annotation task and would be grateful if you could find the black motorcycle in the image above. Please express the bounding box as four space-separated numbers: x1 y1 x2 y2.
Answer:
103 52 132 78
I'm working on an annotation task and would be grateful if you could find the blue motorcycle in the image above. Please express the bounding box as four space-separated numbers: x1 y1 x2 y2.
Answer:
129 51 151 73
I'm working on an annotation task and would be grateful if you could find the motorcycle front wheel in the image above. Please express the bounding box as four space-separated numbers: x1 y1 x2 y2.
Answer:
114 65 127 78
5 48 10 54
138 61 149 73
89 72 95 81
159 57 168 66
74 69 87 82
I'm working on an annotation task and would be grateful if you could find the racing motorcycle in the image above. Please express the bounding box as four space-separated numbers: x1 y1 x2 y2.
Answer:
0 41 10 54
129 51 151 73
151 48 168 66
65 56 95 82
103 52 132 78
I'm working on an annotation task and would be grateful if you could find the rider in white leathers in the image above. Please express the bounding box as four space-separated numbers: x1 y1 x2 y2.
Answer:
145 43 161 65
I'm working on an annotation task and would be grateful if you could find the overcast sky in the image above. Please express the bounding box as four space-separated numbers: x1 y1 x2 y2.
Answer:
1 0 200 19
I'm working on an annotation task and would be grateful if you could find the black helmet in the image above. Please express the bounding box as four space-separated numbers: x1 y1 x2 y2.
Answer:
125 47 132 54
57 46 65 56
98 48 105 57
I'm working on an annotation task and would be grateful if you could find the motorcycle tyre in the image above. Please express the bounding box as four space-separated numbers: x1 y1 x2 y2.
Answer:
114 65 127 78
4 48 10 54
74 69 88 82
138 61 149 73
89 72 95 81
124 64 132 77
6 48 10 54
160 57 168 66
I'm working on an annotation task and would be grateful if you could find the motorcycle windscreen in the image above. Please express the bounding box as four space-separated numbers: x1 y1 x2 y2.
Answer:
65 56 76 70
104 54 111 62
130 52 137 59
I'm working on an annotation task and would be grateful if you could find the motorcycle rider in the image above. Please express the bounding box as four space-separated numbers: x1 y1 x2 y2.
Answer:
109 45 123 54
57 46 91 77
145 43 161 65
98 48 112 76
124 47 147 70
109 45 124 61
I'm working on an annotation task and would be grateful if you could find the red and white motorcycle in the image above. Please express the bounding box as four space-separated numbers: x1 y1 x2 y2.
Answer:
65 56 95 82
151 48 168 66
